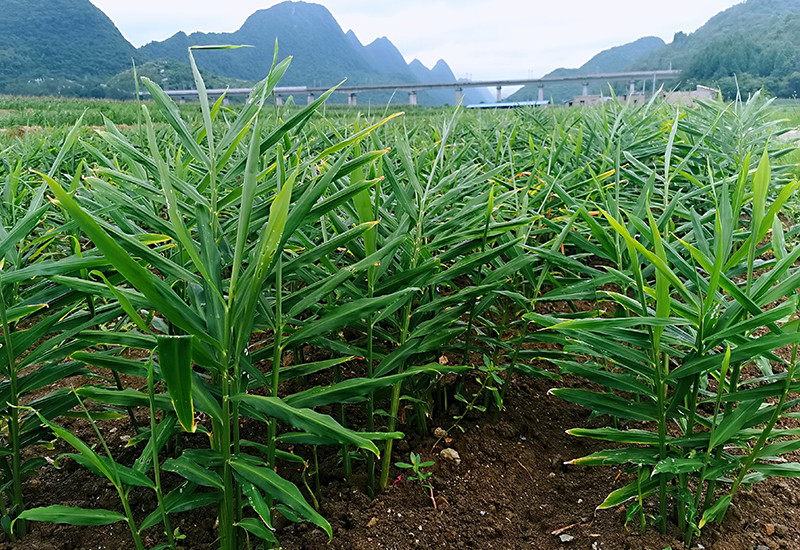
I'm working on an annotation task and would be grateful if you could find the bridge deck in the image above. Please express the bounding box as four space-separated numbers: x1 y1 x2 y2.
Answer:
147 70 681 102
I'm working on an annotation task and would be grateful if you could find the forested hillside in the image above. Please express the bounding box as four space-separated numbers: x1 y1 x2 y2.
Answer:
0 0 137 95
633 0 800 98
508 37 666 103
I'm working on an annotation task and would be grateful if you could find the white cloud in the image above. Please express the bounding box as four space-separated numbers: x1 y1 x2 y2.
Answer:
91 0 742 79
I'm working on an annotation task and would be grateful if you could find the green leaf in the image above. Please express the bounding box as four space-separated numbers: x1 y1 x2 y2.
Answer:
156 335 196 433
567 447 659 466
236 394 379 456
710 398 764 448
651 457 705 476
239 480 274 530
236 517 279 544
63 453 154 488
162 456 223 489
90 270 150 333
139 483 221 530
699 495 731 528
749 462 800 478
32 411 117 483
598 477 660 509
41 172 217 347
567 428 663 445
139 77 210 166
231 458 332 539
283 289 417 349
17 505 127 526
550 388 658 421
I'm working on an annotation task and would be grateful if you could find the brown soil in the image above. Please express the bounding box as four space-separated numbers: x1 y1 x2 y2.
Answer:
2 367 799 550
0 126 45 138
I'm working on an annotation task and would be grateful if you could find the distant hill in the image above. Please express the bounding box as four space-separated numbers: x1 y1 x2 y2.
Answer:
632 0 800 98
509 36 666 104
104 59 255 100
141 1 492 106
140 2 375 87
343 31 492 105
0 0 138 95
0 0 493 105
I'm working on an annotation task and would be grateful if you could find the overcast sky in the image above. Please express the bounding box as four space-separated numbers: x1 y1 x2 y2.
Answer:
90 0 742 81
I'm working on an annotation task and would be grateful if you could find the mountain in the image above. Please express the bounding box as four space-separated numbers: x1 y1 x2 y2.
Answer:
141 1 493 106
508 36 666 103
359 35 411 78
411 59 494 105
140 2 374 87
0 0 138 94
632 0 800 98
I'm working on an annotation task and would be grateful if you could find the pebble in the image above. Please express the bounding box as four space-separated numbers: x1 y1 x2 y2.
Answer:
366 517 377 528
559 534 574 542
440 448 461 465
755 546 770 550
434 427 447 438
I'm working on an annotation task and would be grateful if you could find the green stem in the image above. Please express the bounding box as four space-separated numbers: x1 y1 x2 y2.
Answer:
705 361 742 509
267 253 284 540
380 381 402 492
335 364 351 480
501 313 529 404
313 446 321 502
379 300 412 492
112 369 140 432
655 353 668 534
0 282 24 538
219 372 236 550
366 314 375 498
148 361 176 550
729 353 798 502
118 488 146 550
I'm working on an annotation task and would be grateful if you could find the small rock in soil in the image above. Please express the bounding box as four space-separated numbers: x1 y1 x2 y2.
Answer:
434 427 446 438
366 517 377 528
559 534 574 542
440 447 461 465
766 524 776 536
772 523 788 536
755 546 771 550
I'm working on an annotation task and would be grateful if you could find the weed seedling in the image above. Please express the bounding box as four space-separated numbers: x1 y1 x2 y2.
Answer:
395 452 437 508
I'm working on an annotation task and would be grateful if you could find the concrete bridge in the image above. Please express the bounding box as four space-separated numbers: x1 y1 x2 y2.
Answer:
152 70 681 106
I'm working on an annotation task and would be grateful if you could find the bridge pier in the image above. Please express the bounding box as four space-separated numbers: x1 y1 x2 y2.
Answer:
307 92 315 105
582 82 589 97
496 86 502 102
629 80 636 96
348 93 357 106
455 87 463 105
538 85 544 102
409 91 417 106
222 97 229 107
275 94 283 107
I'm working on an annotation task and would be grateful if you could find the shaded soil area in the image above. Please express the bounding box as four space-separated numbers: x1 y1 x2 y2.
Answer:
2 369 800 550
